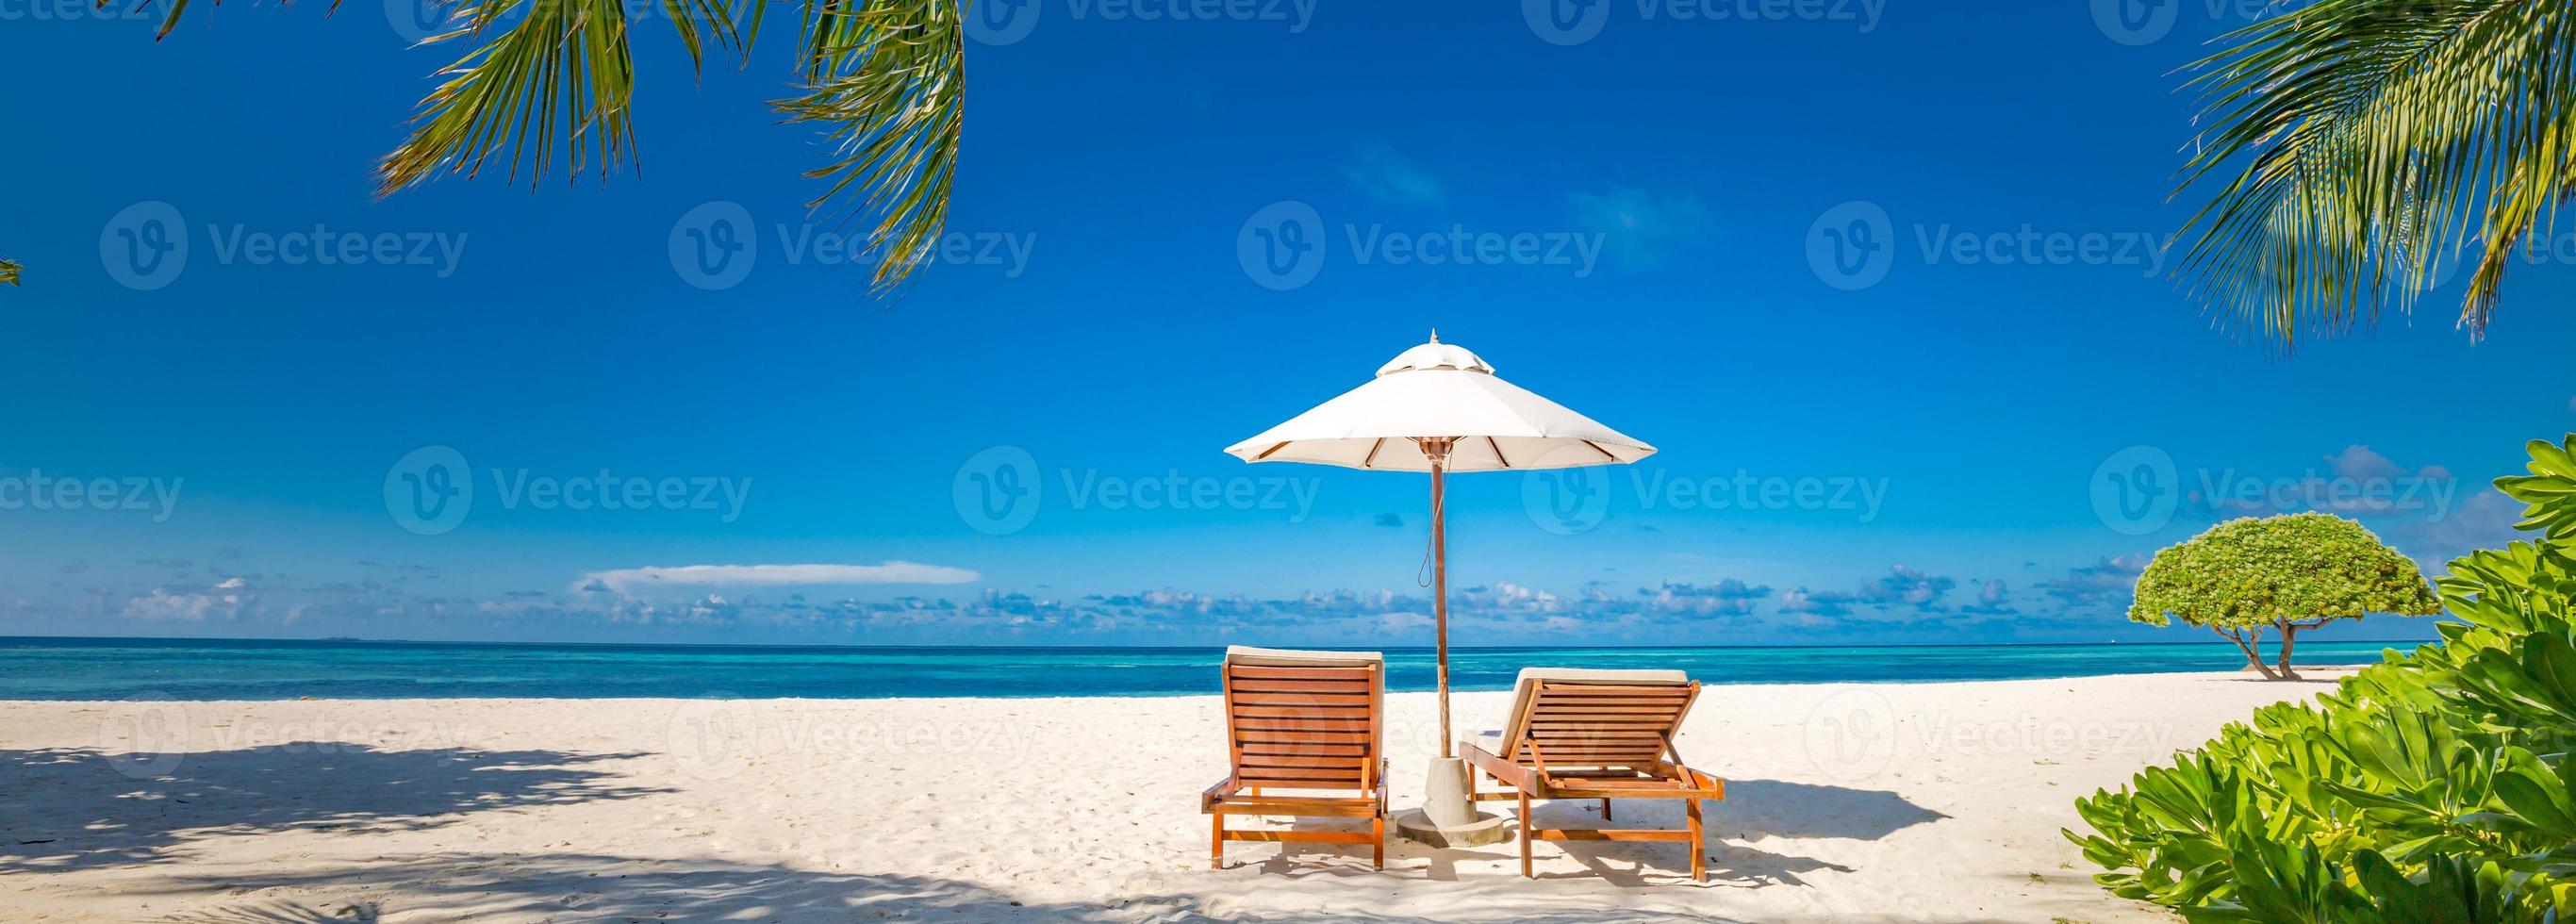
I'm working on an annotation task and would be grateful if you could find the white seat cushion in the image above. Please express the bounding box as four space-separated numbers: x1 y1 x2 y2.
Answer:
1223 646 1384 668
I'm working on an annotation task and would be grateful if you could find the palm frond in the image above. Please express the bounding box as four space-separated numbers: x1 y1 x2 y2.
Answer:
0 256 19 288
134 0 957 295
775 0 963 295
2171 0 2576 351
378 0 653 193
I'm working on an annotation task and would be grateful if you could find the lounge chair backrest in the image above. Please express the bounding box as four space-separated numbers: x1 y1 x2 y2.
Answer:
1221 646 1384 792
1500 668 1696 770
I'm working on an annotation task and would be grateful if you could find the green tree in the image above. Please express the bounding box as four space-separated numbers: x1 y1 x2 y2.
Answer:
0 257 17 288
2129 512 2442 680
14 0 962 293
2173 0 2575 351
2068 437 2576 918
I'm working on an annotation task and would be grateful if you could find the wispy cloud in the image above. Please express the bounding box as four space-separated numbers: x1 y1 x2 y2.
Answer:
576 562 981 595
1570 188 1707 265
1340 143 1444 206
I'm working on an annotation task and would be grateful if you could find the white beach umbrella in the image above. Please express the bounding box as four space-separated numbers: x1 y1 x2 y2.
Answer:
1224 333 1654 762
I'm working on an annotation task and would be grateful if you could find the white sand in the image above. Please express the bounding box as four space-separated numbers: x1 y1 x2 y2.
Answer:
0 670 2349 922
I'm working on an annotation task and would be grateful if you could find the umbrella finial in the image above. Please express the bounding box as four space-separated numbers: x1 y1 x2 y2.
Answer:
1428 327 1439 344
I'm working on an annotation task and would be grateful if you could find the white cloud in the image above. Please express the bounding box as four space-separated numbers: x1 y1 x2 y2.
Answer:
122 589 220 621
1340 143 1443 206
576 562 981 595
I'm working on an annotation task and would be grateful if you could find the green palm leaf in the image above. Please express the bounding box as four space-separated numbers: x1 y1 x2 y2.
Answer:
139 0 958 296
775 0 962 295
2172 0 2576 351
0 256 19 288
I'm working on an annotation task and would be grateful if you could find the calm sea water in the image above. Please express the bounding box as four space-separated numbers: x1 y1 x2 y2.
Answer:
0 636 2425 701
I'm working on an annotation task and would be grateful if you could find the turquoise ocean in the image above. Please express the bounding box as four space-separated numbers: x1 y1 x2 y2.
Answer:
0 636 2421 701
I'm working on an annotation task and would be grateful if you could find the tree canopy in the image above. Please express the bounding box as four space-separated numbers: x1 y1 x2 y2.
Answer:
2130 513 2440 632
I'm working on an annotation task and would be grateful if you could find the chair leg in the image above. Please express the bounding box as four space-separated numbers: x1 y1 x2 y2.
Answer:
1518 790 1534 878
1372 815 1385 869
1601 798 1612 821
1210 813 1225 869
1685 798 1705 882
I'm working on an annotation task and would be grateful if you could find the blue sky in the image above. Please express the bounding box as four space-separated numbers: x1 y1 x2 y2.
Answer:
1 2 2568 647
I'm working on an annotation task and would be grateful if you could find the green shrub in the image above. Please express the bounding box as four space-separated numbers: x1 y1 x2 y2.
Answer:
2067 436 2576 921
2129 512 2443 680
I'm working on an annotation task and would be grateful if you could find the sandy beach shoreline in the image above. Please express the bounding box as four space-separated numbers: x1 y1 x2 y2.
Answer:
0 670 2350 922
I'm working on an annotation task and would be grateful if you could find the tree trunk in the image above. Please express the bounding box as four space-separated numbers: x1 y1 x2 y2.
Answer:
2220 627 2280 680
2274 620 2303 681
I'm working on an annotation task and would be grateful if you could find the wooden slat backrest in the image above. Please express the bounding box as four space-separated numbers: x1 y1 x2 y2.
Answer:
1222 661 1380 792
1508 680 1700 771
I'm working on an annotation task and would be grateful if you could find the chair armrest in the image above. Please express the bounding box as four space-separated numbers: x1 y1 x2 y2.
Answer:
1201 774 1240 811
1459 742 1535 791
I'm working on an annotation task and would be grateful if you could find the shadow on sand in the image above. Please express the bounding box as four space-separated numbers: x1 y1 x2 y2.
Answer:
0 744 668 874
5 743 1957 921
1243 779 1940 894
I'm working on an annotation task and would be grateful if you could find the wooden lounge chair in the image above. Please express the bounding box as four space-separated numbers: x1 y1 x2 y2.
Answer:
1460 668 1726 881
1200 646 1388 869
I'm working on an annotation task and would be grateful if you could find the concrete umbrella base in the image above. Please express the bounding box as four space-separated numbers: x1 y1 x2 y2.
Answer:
1395 755 1511 848
1394 808 1511 849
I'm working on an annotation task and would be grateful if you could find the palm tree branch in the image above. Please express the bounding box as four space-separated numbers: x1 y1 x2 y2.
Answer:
2172 0 2576 348
775 0 962 295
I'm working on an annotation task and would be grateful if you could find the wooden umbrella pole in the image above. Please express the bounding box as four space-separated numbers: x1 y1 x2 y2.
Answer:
1426 437 1454 759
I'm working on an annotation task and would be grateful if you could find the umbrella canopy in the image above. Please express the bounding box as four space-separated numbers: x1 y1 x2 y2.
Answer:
1223 337 1656 470
1224 333 1651 771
